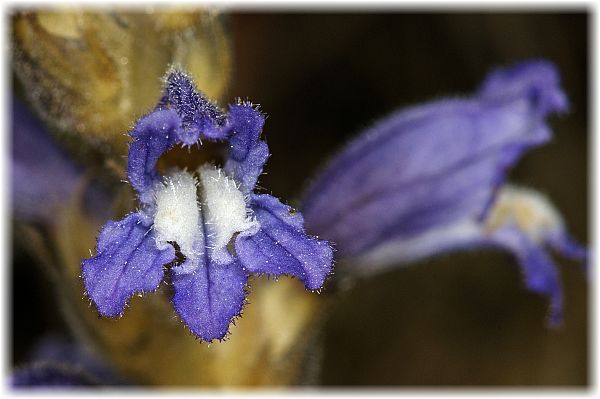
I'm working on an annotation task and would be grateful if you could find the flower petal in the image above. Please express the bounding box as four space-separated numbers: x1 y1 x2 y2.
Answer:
161 69 227 143
236 194 333 290
548 230 588 264
478 60 569 115
301 60 567 259
171 257 248 342
223 103 269 193
81 212 175 317
127 109 181 205
490 225 564 326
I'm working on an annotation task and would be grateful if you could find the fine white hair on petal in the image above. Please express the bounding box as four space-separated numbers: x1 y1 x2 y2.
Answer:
198 163 259 260
153 170 202 258
485 184 564 244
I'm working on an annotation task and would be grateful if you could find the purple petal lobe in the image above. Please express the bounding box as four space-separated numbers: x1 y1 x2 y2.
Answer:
478 60 569 115
127 109 181 205
491 226 564 327
171 257 248 342
236 194 333 290
223 103 269 193
163 69 227 142
548 230 588 264
301 59 567 259
81 212 175 317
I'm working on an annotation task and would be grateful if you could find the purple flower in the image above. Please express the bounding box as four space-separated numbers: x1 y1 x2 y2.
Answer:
11 363 100 387
11 97 112 224
301 60 587 326
81 70 333 342
12 97 78 223
11 336 127 388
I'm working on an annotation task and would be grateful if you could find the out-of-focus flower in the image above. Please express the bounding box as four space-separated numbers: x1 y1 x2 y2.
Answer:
11 97 80 223
11 363 100 387
302 60 587 326
11 97 112 224
11 336 127 388
81 70 333 342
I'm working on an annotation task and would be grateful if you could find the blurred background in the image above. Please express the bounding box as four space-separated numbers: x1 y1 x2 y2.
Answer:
12 11 589 386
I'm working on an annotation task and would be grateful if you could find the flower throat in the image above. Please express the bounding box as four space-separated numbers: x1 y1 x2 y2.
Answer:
153 164 257 265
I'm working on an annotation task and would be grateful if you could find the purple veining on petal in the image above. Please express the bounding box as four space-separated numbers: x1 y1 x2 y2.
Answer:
171 256 248 342
236 194 333 290
170 210 248 342
301 60 566 259
223 103 269 193
82 212 175 317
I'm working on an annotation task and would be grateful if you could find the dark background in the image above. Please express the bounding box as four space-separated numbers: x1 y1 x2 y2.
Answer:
13 11 589 386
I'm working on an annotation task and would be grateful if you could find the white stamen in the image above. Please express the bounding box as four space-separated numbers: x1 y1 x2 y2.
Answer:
153 170 202 258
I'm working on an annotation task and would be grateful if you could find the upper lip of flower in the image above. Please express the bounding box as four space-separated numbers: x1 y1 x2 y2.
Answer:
81 69 333 342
